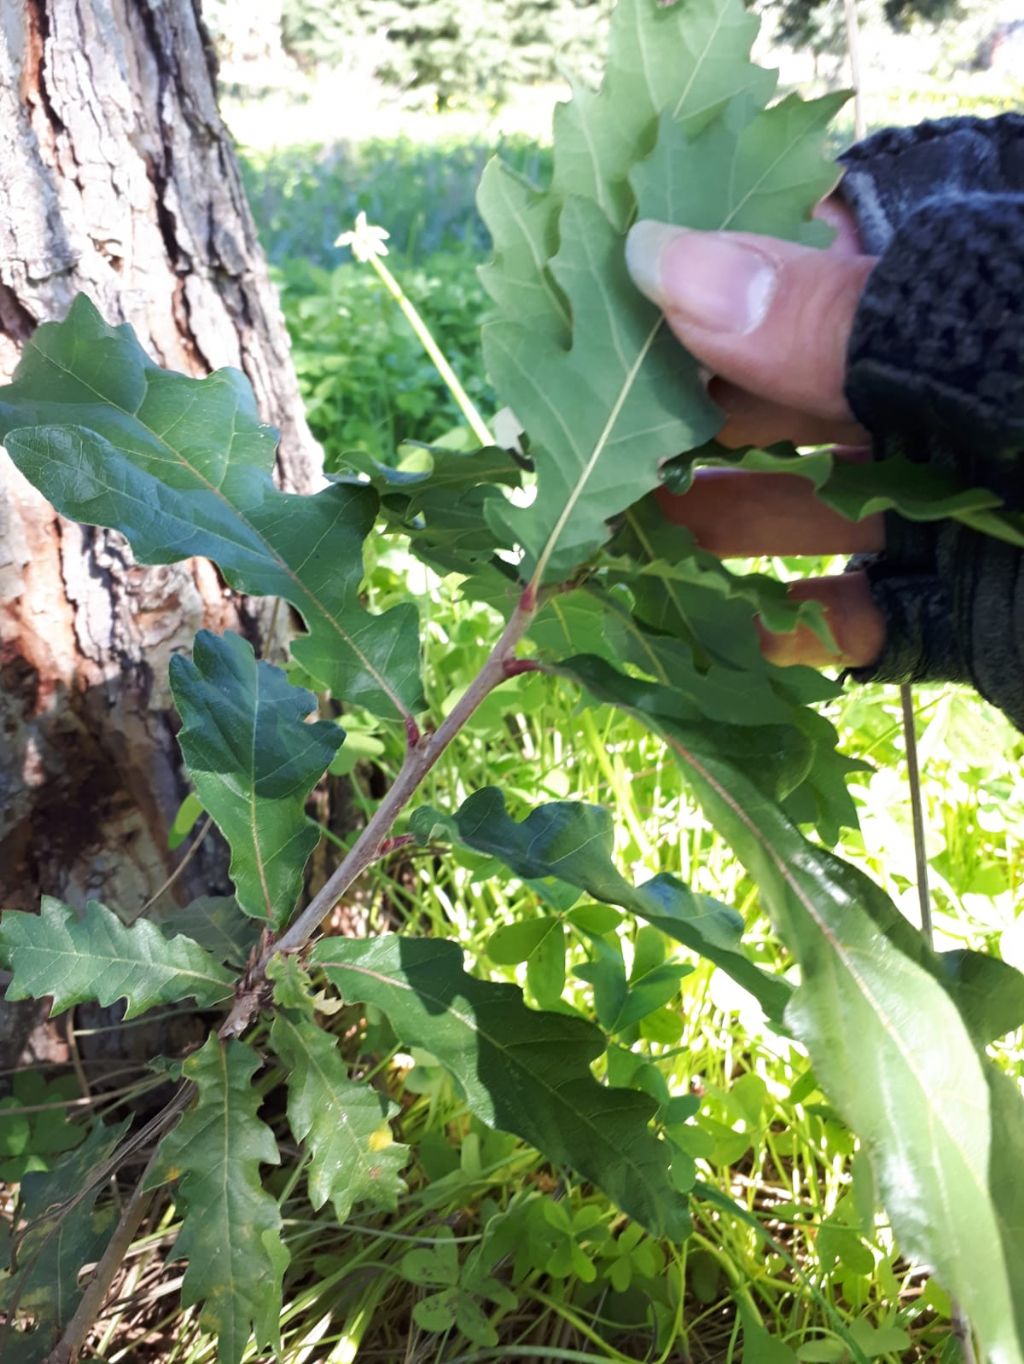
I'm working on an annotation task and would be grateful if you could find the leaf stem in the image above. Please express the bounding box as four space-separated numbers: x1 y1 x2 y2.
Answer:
220 594 537 1036
364 252 494 448
43 1149 160 1364
900 684 976 1364
900 683 932 940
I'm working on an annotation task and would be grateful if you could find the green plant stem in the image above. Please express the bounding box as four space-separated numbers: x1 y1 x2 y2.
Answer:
221 595 537 1037
0 1079 149 1117
524 1290 638 1362
580 710 650 856
1 1086 193 1360
446 1351 628 1364
365 252 493 447
694 1183 871 1364
128 815 213 923
44 1148 160 1364
688 1231 764 1326
901 683 933 941
900 683 976 1364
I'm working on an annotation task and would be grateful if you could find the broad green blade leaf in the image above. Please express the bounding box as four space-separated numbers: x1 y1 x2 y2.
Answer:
170 630 343 927
563 653 1024 1019
157 896 261 969
150 1037 288 1364
574 667 1023 1358
268 957 408 1221
310 934 689 1239
410 790 788 1020
0 296 423 719
936 949 1024 1045
0 1119 128 1364
985 1067 1024 1342
553 0 776 230
0 897 233 1019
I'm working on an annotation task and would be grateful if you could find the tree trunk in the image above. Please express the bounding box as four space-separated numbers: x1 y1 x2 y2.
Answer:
0 0 323 1059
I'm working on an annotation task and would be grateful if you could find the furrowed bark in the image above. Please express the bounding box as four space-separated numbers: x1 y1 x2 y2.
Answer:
0 0 321 1059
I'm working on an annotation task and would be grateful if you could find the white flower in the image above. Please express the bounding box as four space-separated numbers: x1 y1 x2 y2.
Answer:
334 212 390 263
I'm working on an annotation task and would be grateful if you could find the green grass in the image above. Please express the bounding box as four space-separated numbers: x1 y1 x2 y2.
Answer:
275 250 490 467
245 134 528 469
241 135 553 270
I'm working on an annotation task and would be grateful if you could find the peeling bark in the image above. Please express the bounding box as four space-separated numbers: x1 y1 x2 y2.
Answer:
0 2 323 977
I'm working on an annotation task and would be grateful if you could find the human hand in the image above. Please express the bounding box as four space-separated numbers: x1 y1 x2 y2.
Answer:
625 206 887 670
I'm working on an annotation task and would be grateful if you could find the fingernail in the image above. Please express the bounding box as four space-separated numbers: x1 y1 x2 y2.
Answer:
626 220 778 335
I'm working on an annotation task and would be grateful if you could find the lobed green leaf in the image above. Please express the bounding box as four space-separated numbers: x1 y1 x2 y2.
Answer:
411 789 789 1020
482 190 717 581
552 0 776 231
310 933 689 1239
477 0 846 583
150 1037 288 1364
0 897 234 1020
0 296 423 718
156 895 261 969
630 92 846 242
678 444 1024 547
340 440 523 577
268 957 408 1221
170 630 343 927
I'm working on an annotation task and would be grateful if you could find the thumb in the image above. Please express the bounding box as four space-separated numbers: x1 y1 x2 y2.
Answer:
625 221 877 424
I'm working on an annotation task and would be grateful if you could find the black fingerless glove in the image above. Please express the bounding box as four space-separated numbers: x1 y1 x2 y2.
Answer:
836 115 1024 728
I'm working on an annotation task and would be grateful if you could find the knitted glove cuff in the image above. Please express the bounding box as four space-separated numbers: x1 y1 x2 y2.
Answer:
838 113 1024 254
844 566 966 688
836 115 1024 708
845 193 1024 482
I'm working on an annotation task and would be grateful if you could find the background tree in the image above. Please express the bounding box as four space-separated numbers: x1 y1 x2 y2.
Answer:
0 0 321 1061
762 0 960 56
278 0 614 106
